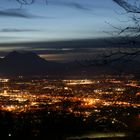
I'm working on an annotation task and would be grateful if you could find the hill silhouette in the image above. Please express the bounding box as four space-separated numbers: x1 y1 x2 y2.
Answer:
0 51 61 75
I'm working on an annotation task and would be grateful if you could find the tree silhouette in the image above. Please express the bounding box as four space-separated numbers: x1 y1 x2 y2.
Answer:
15 0 47 6
82 0 140 75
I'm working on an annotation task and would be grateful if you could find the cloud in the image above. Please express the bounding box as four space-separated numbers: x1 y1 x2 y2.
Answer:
1 28 39 32
0 38 110 54
0 38 137 61
0 39 107 61
0 9 36 18
69 2 90 11
50 0 90 11
0 36 21 39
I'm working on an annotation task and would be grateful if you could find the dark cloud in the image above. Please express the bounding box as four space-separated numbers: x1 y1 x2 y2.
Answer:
0 38 114 59
0 37 139 50
0 38 109 49
29 48 98 55
0 38 105 51
0 38 139 61
0 9 37 18
1 28 39 32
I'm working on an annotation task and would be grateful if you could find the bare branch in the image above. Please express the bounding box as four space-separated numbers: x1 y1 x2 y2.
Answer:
15 0 47 6
113 0 140 13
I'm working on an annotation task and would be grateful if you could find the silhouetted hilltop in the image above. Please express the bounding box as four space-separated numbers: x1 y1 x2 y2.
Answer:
0 51 60 75
2 51 47 65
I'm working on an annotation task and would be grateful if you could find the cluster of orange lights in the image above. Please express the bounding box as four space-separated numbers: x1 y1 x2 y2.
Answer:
0 78 140 117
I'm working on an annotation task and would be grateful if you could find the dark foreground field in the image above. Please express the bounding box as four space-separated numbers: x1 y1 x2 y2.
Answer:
0 109 139 140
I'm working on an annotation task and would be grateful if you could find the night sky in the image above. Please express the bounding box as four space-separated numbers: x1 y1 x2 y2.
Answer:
0 0 127 61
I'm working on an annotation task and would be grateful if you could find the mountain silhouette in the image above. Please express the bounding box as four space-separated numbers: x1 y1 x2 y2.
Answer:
3 51 47 65
0 51 62 75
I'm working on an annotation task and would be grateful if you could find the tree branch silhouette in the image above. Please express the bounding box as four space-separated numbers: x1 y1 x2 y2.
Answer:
82 0 140 74
14 0 47 7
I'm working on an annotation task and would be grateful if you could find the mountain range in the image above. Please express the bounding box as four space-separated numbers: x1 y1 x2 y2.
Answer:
0 51 139 76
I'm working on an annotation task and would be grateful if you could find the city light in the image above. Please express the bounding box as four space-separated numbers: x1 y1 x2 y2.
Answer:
0 75 139 117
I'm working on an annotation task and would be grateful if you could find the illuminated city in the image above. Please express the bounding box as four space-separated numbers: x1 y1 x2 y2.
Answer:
0 75 139 139
0 76 139 114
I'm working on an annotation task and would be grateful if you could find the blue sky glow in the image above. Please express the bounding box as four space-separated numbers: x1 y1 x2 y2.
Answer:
0 0 129 61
